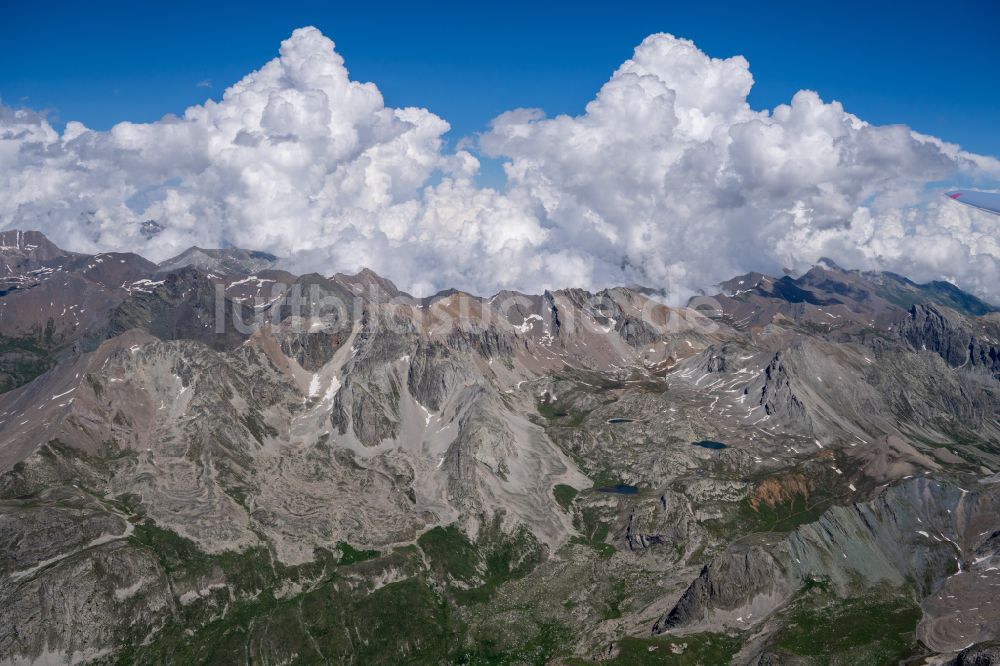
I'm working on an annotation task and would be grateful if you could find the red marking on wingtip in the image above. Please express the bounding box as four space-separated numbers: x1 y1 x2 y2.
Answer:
949 192 963 199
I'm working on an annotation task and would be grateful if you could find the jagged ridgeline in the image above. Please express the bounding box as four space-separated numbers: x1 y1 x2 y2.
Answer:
1 231 1000 665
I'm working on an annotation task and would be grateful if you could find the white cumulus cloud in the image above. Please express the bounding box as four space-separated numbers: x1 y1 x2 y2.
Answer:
1 27 999 300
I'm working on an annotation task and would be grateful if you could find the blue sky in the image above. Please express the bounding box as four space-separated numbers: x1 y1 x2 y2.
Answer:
4 0 1000 158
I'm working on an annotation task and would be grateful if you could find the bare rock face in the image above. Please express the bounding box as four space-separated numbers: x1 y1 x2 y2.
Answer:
1 540 172 662
0 486 172 662
0 230 76 271
757 351 809 423
106 267 255 351
3 234 1000 663
408 341 465 412
657 476 1000 654
950 642 1000 666
272 274 354 370
899 303 1000 379
625 491 692 552
656 545 790 632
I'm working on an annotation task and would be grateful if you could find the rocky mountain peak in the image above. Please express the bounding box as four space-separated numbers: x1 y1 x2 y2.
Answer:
333 267 404 301
157 245 279 276
1 231 1000 663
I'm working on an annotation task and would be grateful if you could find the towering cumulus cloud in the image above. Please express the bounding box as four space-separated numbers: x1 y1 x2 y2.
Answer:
2 27 999 299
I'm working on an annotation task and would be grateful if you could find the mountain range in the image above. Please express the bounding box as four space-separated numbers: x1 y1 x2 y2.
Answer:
1 229 999 665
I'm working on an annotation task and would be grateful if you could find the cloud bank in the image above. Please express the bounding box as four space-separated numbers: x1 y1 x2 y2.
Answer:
2 27 1000 301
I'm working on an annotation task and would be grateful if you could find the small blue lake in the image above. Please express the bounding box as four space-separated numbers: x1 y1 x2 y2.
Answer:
692 440 728 450
607 418 634 424
596 484 639 495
